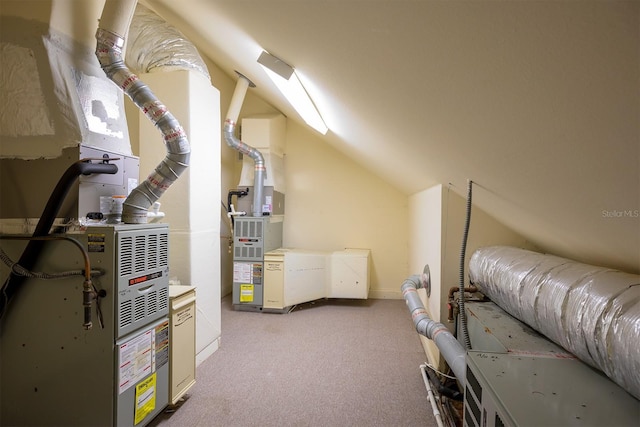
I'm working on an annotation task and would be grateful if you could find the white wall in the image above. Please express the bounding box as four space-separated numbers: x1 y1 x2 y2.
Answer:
283 120 409 298
408 184 442 317
408 184 443 365
209 68 410 299
133 70 222 365
409 183 538 367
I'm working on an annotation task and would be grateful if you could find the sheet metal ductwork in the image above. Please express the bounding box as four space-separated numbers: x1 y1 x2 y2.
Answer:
468 246 640 400
96 0 190 223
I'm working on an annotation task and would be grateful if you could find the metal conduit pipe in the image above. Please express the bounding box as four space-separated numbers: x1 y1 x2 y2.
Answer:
469 246 640 400
458 180 473 349
402 275 467 386
96 0 190 224
223 74 265 218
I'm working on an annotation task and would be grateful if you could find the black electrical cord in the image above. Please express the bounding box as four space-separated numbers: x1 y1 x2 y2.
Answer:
0 159 117 321
425 363 464 401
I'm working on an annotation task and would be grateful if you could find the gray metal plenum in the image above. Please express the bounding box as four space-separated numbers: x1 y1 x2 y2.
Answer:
469 246 640 400
402 275 467 386
95 0 190 224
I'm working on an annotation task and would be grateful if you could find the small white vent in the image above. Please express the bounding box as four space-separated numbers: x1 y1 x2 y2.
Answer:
148 290 158 314
159 233 168 266
159 286 168 311
120 237 133 276
135 236 146 272
134 295 146 321
119 300 133 329
147 234 158 268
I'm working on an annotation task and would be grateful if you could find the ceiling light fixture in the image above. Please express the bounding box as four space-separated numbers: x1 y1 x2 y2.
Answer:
257 51 328 135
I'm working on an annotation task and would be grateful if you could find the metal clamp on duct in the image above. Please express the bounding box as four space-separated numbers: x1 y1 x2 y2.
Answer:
468 246 640 400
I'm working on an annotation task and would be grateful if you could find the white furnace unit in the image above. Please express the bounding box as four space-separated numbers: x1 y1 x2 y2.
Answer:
0 223 170 427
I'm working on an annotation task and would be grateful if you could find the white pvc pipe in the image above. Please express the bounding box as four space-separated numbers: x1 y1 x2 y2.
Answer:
226 76 250 124
97 0 137 38
420 364 445 427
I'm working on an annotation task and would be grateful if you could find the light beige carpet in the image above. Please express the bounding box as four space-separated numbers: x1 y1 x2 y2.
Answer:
149 295 437 427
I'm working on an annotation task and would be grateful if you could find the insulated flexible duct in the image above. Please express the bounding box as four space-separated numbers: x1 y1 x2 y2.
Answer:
96 0 190 224
125 4 210 79
402 275 467 386
469 246 640 400
223 74 265 217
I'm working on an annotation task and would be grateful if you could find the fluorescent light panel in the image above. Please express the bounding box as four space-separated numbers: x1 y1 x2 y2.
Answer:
258 51 328 135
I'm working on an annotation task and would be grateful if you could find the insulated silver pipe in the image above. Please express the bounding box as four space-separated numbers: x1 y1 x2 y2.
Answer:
402 275 467 386
96 0 190 223
469 246 640 400
223 74 265 218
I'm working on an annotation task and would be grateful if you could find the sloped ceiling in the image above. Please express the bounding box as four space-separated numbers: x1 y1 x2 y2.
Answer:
142 0 639 274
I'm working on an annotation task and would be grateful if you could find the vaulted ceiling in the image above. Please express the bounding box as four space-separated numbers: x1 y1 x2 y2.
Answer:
143 0 639 273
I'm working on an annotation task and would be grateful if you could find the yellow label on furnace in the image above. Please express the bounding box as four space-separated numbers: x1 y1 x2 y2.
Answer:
240 284 254 302
134 373 156 425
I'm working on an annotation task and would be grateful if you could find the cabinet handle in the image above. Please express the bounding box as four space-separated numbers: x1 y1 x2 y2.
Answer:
172 296 196 311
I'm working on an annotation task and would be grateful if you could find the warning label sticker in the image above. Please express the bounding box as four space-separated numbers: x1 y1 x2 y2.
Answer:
234 262 252 283
240 284 254 302
134 373 156 425
118 329 153 394
87 233 105 253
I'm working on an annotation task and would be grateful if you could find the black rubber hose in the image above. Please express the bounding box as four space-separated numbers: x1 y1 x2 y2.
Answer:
227 188 249 228
425 366 463 402
459 180 473 350
0 160 118 320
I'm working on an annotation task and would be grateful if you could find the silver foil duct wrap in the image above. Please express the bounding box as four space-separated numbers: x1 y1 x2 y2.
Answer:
125 4 210 79
468 246 640 400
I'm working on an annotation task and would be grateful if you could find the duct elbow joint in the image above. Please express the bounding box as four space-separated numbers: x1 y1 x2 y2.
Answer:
401 275 422 293
223 122 235 138
415 317 433 338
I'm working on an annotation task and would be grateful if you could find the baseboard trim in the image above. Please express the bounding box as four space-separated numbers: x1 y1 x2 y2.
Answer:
196 336 220 367
368 289 403 299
